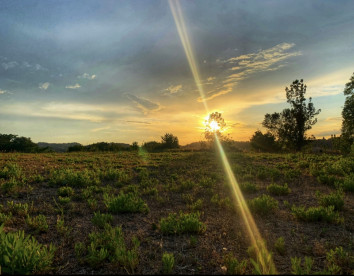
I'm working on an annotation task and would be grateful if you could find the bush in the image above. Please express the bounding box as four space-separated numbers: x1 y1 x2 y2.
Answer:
26 214 49 233
92 211 113 228
0 224 55 274
50 169 100 187
224 253 248 274
103 192 149 214
317 190 345 211
160 212 206 235
248 195 278 215
162 252 175 274
267 183 291 196
291 205 343 224
57 186 74 197
240 182 258 193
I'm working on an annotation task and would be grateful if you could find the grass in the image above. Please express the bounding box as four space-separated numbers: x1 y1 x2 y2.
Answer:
291 205 343 224
266 183 291 196
160 212 206 235
248 194 279 215
103 192 149 214
161 252 175 274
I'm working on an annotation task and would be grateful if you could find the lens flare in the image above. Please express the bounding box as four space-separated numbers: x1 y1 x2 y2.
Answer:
169 0 276 273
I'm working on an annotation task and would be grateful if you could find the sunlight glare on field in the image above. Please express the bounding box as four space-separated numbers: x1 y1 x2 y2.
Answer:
169 0 276 273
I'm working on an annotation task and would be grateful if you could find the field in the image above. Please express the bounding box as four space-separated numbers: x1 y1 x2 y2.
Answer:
0 150 353 274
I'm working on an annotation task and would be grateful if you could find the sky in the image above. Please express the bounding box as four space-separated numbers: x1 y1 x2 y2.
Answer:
0 0 353 145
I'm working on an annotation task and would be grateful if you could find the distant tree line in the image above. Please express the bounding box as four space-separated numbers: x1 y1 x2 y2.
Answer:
0 134 40 153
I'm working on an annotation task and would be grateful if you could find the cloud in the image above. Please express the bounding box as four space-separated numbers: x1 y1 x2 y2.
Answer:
0 58 47 71
65 83 81 89
90 126 111 132
78 73 96 80
325 116 342 122
126 94 161 113
199 42 302 102
39 82 50 90
165 84 182 94
126 120 151 125
0 89 7 94
2 61 18 70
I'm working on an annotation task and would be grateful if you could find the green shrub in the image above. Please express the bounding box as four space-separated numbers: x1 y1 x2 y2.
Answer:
317 174 338 187
188 199 203 211
248 195 278 215
240 182 258 193
92 211 113 228
57 186 74 197
0 224 55 274
291 205 343 224
50 169 100 187
0 163 22 180
274 237 286 255
224 253 248 274
103 192 149 214
317 190 345 211
26 214 48 233
340 174 354 192
160 212 206 235
7 201 29 216
162 252 175 274
0 212 12 226
291 256 314 275
58 196 71 204
1 178 24 194
267 183 291 196
325 246 353 275
101 168 131 183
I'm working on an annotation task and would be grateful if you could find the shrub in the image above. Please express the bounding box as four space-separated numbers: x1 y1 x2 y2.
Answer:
340 174 354 192
50 169 100 187
267 183 291 196
224 253 248 274
248 195 278 215
160 212 206 235
26 214 49 233
0 163 22 180
274 237 286 255
325 246 353 275
317 190 345 211
57 186 74 197
0 224 55 274
7 201 29 216
92 211 113 228
291 256 314 275
0 212 12 226
103 192 149 214
162 252 175 274
291 205 343 224
240 182 258 193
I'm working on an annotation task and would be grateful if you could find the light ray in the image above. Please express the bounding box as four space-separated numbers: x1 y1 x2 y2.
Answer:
168 0 276 273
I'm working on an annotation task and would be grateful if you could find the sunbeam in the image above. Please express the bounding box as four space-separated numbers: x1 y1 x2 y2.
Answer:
168 0 276 273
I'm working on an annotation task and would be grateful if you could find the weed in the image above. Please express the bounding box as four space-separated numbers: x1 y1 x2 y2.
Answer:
162 252 175 274
291 205 343 224
240 182 258 193
0 163 22 180
26 214 48 233
0 212 12 226
188 199 203 211
0 224 55 274
291 256 314 275
7 201 29 216
57 186 74 197
224 253 248 274
50 168 100 187
56 215 69 235
248 195 278 215
160 212 206 235
267 183 291 196
74 242 86 259
340 173 354 192
103 192 149 214
58 196 71 204
317 190 344 211
92 211 113 228
87 198 98 211
274 237 286 255
325 246 353 274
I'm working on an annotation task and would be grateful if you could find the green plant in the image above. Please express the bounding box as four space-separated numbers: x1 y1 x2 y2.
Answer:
266 183 291 196
224 253 248 274
26 214 48 233
58 196 71 204
50 168 100 187
0 212 12 226
240 182 258 193
291 205 343 224
249 242 276 275
74 242 86 259
162 252 175 274
0 163 22 180
0 224 55 274
188 199 203 211
103 192 149 214
92 211 113 228
56 215 69 235
340 173 354 192
159 212 206 235
317 190 345 211
7 201 29 216
325 246 353 274
274 237 286 255
87 198 98 210
57 186 74 197
291 256 313 275
248 195 278 215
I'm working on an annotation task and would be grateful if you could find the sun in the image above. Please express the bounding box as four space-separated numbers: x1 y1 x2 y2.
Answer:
208 120 220 132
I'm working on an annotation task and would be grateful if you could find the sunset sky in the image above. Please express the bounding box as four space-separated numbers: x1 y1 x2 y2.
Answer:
1 0 353 145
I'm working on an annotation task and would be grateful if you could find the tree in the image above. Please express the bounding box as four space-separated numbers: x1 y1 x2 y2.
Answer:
204 112 226 142
341 72 354 153
161 133 179 149
250 130 279 152
262 79 321 150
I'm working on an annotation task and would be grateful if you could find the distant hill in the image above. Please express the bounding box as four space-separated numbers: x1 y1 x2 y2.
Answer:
37 142 81 152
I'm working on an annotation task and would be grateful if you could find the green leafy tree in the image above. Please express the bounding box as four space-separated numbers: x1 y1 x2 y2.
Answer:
341 72 354 154
161 133 179 149
263 79 321 150
250 130 279 152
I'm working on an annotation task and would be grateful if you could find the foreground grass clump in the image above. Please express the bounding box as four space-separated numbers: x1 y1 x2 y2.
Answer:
317 190 345 211
103 192 149 213
224 253 248 274
0 224 55 274
26 214 49 233
50 168 100 187
92 211 113 228
291 205 343 224
248 195 278 215
161 252 175 274
266 183 291 196
159 212 206 235
78 225 140 273
239 182 258 193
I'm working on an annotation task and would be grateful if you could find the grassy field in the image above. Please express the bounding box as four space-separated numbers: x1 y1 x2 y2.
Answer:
0 150 353 274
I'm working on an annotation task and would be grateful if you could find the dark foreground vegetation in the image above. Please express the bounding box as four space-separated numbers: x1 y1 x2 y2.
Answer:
0 150 353 274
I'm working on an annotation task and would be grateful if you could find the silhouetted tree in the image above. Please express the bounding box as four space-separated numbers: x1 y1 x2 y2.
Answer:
130 141 139 151
161 133 179 149
263 79 321 150
0 133 38 152
142 141 162 152
250 130 279 152
204 112 226 142
341 72 354 154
